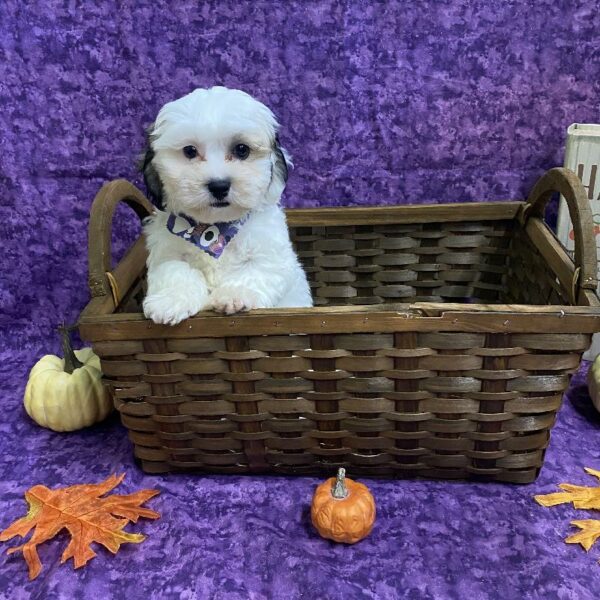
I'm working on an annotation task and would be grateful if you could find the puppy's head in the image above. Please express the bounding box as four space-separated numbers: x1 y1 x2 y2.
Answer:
140 86 290 223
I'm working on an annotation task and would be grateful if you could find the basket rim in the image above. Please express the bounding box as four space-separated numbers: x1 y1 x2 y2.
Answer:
284 201 523 226
79 301 600 341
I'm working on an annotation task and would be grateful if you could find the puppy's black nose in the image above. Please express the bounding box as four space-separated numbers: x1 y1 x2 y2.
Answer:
207 179 231 201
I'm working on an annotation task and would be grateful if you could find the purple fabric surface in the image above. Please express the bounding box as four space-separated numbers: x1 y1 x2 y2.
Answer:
1 1 600 598
1 353 599 599
1 1 599 345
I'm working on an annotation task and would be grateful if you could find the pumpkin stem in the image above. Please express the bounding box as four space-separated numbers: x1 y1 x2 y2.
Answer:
331 468 349 499
59 324 83 374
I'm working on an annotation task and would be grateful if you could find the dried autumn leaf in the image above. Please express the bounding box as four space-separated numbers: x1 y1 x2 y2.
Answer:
566 520 600 552
0 473 159 579
585 467 600 481
534 467 600 510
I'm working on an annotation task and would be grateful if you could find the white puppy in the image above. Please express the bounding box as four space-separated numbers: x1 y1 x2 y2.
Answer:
139 86 312 325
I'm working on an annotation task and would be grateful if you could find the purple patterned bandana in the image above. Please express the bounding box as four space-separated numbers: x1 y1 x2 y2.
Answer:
166 212 248 258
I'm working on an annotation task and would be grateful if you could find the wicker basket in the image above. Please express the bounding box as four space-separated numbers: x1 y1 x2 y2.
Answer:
79 168 600 483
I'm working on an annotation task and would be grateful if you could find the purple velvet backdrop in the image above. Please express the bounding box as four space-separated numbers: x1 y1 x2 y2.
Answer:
1 1 599 598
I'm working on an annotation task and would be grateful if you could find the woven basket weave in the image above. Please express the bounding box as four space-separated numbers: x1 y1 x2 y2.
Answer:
79 168 600 483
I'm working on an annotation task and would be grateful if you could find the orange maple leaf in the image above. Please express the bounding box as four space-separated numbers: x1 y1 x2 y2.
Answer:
534 468 600 510
0 473 160 579
534 467 600 561
566 520 600 552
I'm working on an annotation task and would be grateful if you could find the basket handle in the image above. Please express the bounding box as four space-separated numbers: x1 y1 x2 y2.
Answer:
519 167 598 299
88 179 155 299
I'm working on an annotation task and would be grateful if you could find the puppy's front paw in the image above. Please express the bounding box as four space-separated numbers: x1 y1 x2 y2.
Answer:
208 286 263 315
143 290 207 325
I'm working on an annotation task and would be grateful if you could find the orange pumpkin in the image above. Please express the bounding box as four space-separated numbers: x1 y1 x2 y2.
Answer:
311 468 376 544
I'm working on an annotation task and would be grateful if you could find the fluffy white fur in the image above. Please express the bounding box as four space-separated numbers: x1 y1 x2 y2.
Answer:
142 86 312 325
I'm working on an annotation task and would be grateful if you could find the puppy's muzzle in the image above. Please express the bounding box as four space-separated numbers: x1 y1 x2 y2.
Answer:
207 179 231 203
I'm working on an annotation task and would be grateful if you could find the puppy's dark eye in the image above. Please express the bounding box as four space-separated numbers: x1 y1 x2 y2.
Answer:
183 145 198 159
233 144 250 160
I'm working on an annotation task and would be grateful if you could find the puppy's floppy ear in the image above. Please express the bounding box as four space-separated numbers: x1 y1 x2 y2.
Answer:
272 134 291 185
138 126 165 209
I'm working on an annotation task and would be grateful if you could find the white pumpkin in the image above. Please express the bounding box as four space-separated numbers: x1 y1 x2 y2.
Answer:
24 327 112 432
